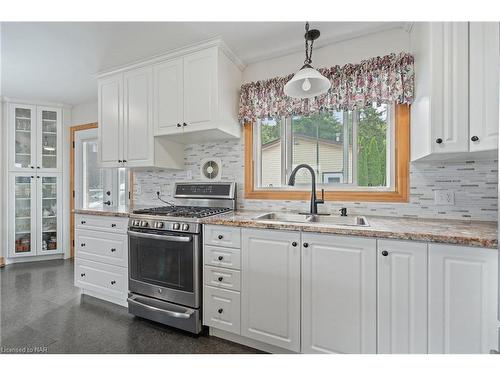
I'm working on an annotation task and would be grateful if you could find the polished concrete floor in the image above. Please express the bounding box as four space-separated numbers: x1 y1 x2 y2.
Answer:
0 259 261 354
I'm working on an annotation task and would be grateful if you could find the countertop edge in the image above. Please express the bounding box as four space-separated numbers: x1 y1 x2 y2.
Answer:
200 218 498 249
73 209 130 218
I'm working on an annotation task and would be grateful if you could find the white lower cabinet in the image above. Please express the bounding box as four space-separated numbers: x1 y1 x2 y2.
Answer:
377 240 428 354
241 229 301 352
203 286 241 334
301 233 377 354
428 244 498 354
202 225 498 354
74 214 129 306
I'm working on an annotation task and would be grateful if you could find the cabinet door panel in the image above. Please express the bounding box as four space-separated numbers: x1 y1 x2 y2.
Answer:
377 240 427 354
9 104 37 171
469 22 499 152
98 74 123 167
241 229 300 352
429 244 498 353
183 48 217 128
154 58 184 135
9 173 37 257
431 22 469 154
36 174 63 255
37 106 62 172
123 67 153 167
301 233 377 354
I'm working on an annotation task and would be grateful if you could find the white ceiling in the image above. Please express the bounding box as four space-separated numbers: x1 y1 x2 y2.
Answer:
1 22 405 105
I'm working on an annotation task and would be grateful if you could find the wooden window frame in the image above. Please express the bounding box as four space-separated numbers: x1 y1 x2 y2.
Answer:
244 104 410 202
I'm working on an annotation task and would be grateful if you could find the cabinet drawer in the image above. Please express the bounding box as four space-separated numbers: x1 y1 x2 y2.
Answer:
204 266 241 291
204 245 241 270
76 214 128 234
203 286 241 335
204 225 241 248
74 258 128 303
75 229 128 267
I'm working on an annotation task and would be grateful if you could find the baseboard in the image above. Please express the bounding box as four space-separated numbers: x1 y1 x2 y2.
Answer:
209 327 297 354
81 289 128 308
5 254 64 265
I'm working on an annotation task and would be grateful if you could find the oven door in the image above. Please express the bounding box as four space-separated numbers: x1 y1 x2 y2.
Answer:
128 229 201 308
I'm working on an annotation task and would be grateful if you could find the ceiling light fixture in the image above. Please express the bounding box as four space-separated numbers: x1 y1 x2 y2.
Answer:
284 22 331 99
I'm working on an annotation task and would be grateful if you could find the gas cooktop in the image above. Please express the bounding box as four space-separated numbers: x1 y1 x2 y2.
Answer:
132 205 232 219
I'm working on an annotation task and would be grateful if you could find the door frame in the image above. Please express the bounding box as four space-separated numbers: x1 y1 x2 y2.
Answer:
70 123 98 258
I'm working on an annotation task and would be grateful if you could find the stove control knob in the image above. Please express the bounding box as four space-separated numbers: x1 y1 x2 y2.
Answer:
140 221 148 227
181 224 190 231
173 223 180 230
155 222 164 229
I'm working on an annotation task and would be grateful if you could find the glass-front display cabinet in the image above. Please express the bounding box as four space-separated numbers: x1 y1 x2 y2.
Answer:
9 173 63 258
9 104 62 172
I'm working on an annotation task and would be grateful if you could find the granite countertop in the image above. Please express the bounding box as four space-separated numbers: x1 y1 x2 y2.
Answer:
73 205 131 218
200 210 498 249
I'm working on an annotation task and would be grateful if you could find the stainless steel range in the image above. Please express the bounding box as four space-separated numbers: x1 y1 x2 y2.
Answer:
127 182 235 334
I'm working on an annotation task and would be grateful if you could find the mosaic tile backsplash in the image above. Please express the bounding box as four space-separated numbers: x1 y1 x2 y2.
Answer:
132 139 498 221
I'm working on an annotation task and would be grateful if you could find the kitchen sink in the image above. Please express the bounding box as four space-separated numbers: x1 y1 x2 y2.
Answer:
253 212 369 227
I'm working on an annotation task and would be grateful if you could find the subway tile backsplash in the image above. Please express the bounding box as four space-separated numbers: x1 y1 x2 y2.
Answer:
133 139 498 221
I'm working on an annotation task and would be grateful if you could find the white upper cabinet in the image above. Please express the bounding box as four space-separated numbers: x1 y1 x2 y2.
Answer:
301 233 377 354
98 73 123 168
469 22 500 152
123 66 154 167
428 244 498 354
153 58 184 134
98 68 184 169
241 229 301 352
9 103 62 172
411 22 499 161
377 240 428 354
183 48 217 129
153 44 242 143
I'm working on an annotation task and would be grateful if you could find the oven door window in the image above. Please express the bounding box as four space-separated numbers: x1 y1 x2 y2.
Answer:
129 232 194 292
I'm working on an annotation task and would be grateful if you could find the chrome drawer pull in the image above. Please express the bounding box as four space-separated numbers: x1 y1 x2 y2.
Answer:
127 296 194 319
128 231 191 242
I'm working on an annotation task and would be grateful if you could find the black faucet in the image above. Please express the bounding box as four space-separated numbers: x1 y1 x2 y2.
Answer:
287 164 324 215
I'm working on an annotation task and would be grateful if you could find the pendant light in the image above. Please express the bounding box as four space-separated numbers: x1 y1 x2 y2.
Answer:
284 22 331 99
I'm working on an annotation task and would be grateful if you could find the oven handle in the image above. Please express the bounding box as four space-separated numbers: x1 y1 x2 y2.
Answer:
127 296 194 319
127 231 192 242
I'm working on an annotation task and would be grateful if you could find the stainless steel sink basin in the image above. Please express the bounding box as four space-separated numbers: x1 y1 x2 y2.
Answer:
253 212 369 227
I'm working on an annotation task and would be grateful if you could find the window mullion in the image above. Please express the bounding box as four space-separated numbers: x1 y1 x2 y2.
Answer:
351 110 359 186
282 117 292 186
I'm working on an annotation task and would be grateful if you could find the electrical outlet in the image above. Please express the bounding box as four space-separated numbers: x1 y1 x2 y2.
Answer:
434 190 455 205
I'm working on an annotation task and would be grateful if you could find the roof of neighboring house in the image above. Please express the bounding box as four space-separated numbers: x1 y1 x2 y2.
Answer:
262 133 344 150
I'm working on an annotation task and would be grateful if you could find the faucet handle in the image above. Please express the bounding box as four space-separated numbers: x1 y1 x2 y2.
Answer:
339 207 348 216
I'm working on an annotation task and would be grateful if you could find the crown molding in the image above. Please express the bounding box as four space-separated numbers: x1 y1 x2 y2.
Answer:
96 37 245 79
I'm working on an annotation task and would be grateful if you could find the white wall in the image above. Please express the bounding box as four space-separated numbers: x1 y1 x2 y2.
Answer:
0 23 4 262
71 99 97 125
243 28 410 83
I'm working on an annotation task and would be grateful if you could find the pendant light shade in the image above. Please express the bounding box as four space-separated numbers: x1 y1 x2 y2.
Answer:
284 64 331 99
284 22 331 99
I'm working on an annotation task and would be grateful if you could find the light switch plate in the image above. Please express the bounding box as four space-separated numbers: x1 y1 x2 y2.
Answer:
434 190 455 205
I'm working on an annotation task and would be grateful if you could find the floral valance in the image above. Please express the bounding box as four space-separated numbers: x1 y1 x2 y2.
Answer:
238 52 414 123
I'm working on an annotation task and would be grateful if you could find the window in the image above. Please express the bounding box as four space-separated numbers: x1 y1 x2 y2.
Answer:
245 104 409 202
75 128 129 209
